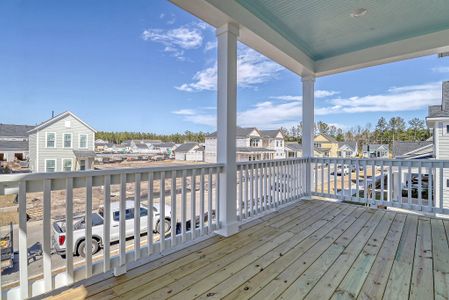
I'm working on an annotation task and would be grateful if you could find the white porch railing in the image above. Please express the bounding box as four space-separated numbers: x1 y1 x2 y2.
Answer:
3 156 447 299
0 164 223 299
311 157 449 214
0 158 308 299
236 158 308 221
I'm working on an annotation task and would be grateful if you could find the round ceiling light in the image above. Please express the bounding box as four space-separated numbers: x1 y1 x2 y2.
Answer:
351 8 368 18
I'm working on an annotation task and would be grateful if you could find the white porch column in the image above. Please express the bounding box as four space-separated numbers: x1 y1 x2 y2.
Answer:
215 23 239 237
302 76 315 196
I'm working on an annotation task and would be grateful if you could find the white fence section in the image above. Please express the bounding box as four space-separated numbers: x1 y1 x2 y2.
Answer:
3 156 449 299
0 164 222 299
236 158 308 221
311 157 449 214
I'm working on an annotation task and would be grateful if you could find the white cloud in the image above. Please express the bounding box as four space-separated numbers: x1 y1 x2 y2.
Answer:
315 90 339 98
270 90 339 102
204 41 217 52
271 95 303 101
173 82 443 129
432 66 449 73
142 24 204 60
316 82 441 115
172 109 196 115
176 46 284 92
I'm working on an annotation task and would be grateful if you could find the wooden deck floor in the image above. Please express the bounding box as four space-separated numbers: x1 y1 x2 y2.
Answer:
48 200 449 300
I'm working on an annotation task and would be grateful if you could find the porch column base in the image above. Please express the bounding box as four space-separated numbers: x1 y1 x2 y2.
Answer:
216 221 240 237
114 265 127 276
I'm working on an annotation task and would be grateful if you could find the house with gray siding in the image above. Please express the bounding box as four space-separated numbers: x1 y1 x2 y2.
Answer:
0 124 35 162
28 111 96 172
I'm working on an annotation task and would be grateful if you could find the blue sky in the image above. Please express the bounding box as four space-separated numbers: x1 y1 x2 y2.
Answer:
1 0 449 134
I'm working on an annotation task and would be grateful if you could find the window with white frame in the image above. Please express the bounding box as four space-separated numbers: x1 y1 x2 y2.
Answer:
79 134 88 148
63 133 72 148
80 159 86 171
62 159 72 172
46 133 56 148
45 159 56 172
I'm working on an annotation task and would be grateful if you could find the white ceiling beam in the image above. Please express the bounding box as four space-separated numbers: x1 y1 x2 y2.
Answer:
315 28 449 77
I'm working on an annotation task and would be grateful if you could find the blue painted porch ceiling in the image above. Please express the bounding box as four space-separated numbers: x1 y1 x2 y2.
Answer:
236 0 449 60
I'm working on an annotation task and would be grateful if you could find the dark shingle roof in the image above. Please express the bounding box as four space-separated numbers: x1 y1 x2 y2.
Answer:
285 143 302 151
392 141 433 158
73 150 96 158
0 140 29 151
362 144 389 151
175 142 199 153
0 124 34 137
338 142 357 152
154 142 176 148
259 129 282 138
134 143 148 149
207 127 260 138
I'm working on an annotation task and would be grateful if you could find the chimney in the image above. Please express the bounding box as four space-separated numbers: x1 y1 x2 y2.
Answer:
51 110 55 118
443 81 449 111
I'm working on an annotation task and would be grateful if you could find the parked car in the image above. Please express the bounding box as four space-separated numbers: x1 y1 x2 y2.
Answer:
52 201 172 258
332 165 350 176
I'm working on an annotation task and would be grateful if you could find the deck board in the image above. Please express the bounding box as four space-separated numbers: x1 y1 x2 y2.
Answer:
44 200 449 300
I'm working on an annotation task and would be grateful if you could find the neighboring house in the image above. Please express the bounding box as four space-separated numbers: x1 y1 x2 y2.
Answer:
131 142 151 154
28 111 96 172
392 141 433 160
0 124 34 162
174 142 204 161
204 127 284 163
284 143 325 158
362 144 389 158
427 80 449 208
153 142 177 157
259 130 285 159
337 142 358 158
313 134 338 157
95 139 114 153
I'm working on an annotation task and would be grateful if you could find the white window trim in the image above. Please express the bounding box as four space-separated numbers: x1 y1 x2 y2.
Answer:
45 159 57 173
62 158 73 172
79 134 88 149
63 133 73 149
45 132 56 149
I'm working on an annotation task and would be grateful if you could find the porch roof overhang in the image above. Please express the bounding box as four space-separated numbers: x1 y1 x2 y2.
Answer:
170 0 449 77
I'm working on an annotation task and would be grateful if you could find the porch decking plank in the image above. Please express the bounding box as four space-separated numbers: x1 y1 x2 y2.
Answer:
383 215 418 300
182 202 352 299
168 203 340 299
280 209 388 299
87 200 318 299
250 207 373 299
306 211 396 300
113 202 329 299
410 218 434 299
356 213 407 300
219 204 359 300
430 218 449 300
44 200 449 300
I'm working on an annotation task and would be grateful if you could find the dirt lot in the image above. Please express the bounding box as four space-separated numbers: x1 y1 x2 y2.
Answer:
18 159 208 221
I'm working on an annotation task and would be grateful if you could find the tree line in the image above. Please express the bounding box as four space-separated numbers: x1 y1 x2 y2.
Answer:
97 116 431 146
96 130 208 144
280 116 431 145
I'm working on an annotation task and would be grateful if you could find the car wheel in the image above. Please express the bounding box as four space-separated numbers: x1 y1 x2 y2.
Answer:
77 239 100 258
155 218 172 234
